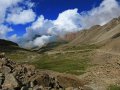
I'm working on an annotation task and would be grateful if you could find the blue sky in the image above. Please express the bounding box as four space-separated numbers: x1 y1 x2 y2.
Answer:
10 0 103 36
0 0 120 48
32 0 102 19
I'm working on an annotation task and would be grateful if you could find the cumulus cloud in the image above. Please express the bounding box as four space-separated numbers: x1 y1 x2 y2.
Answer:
79 0 120 28
0 25 13 39
17 35 56 48
9 34 19 43
19 0 120 48
33 35 52 47
48 9 82 36
0 0 36 42
0 0 22 24
6 9 36 24
0 0 24 41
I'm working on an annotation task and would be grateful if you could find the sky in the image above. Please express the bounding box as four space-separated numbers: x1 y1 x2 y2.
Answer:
0 0 120 48
10 0 103 36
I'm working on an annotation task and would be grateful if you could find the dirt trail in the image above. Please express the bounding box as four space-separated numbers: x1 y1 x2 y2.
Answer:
45 49 93 55
96 49 120 56
45 49 120 56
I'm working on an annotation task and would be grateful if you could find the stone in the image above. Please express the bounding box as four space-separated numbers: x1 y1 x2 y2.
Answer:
65 87 74 90
33 85 44 90
28 87 33 90
0 58 7 65
21 86 29 90
0 53 5 59
0 73 4 86
2 74 19 89
42 74 50 87
0 53 84 90
30 81 34 88
2 66 11 74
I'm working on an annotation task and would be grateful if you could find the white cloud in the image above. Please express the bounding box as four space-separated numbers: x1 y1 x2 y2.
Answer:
27 0 120 38
20 0 120 48
0 0 36 42
22 15 53 42
0 0 22 24
18 35 55 48
9 34 19 43
79 0 120 28
33 35 52 47
48 9 82 36
25 9 81 40
6 9 36 24
0 25 13 39
54 9 81 31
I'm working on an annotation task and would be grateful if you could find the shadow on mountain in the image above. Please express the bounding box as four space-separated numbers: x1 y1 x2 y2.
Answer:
0 39 29 53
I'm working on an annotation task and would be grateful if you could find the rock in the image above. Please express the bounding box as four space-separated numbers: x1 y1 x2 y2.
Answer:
65 87 74 90
0 73 4 86
30 81 34 88
28 87 33 90
0 53 5 59
2 74 19 89
2 66 11 74
42 74 50 87
33 85 44 90
0 58 7 65
21 86 29 90
0 53 85 90
83 85 93 90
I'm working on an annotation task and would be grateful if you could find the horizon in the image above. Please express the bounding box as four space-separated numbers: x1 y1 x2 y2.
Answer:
0 0 120 48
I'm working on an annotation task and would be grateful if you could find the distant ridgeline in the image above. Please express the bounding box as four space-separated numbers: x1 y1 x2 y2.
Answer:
0 39 18 46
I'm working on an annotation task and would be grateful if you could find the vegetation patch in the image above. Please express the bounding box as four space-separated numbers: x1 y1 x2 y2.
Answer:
108 85 120 90
32 51 91 75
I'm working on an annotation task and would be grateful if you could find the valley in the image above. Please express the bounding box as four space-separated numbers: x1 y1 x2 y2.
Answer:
0 16 120 90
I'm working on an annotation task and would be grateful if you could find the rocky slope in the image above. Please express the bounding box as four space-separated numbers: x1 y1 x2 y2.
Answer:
64 16 120 47
0 53 93 90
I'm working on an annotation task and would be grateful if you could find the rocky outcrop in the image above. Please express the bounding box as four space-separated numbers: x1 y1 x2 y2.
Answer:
0 53 90 90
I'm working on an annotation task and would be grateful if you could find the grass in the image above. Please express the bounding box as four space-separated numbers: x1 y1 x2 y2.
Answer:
108 85 120 90
6 50 39 63
5 44 97 75
32 50 91 75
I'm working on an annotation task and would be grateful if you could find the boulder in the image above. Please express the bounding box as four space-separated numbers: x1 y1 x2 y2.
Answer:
33 85 44 90
0 73 4 86
2 74 19 89
0 53 5 58
0 58 7 65
2 66 11 74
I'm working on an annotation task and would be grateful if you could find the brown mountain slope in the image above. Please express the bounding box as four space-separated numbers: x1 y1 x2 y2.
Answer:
56 16 120 53
69 16 120 45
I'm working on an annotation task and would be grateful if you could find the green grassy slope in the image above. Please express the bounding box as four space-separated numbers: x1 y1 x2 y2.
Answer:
0 39 99 75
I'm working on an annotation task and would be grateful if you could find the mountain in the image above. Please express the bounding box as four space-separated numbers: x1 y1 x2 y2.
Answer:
39 16 120 89
57 16 120 51
0 39 31 53
67 17 120 44
0 39 19 52
1 16 120 90
0 39 18 46
0 39 40 63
